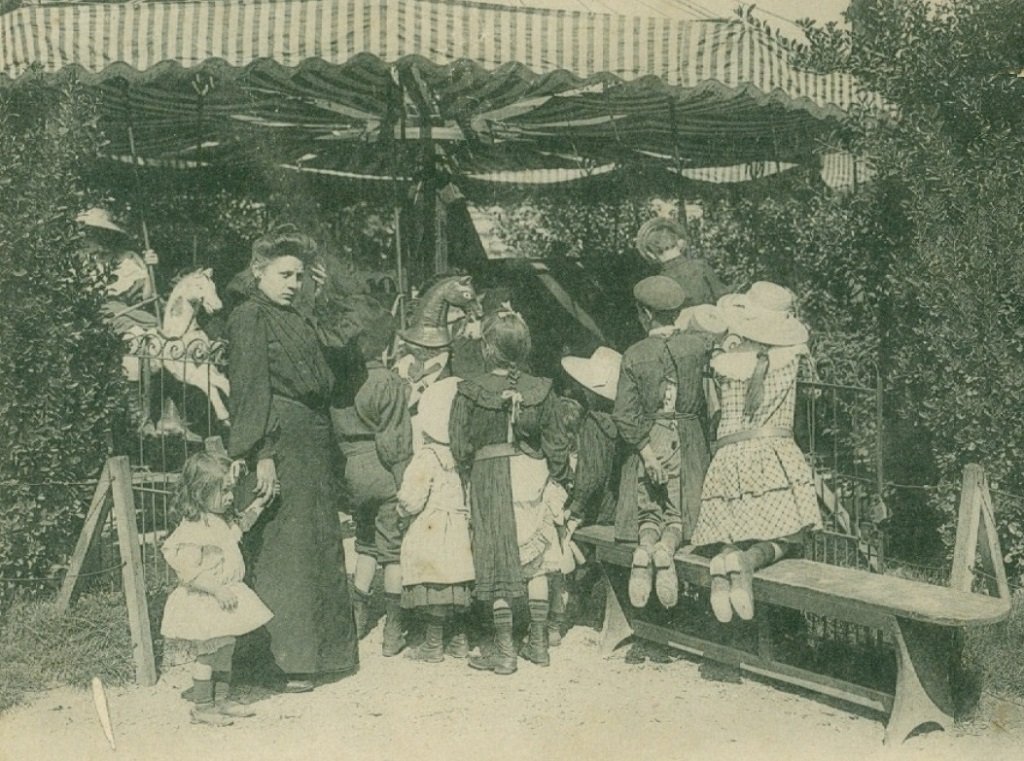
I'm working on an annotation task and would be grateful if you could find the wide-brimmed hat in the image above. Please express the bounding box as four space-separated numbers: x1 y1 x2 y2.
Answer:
76 208 127 235
561 347 622 401
716 281 808 346
634 217 686 261
417 376 462 444
675 304 728 336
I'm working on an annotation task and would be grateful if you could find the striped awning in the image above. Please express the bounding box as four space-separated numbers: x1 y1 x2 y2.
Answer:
1 0 873 116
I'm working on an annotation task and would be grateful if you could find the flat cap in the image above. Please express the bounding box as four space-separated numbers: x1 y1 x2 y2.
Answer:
633 275 686 311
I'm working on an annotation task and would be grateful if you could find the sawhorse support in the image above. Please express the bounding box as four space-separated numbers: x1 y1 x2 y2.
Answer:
56 456 157 687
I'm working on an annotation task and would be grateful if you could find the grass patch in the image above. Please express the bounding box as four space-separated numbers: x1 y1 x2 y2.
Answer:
0 590 135 715
963 590 1024 703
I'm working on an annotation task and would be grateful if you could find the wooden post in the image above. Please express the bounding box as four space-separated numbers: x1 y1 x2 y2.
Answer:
434 192 449 275
56 464 114 614
950 464 1010 600
108 456 158 686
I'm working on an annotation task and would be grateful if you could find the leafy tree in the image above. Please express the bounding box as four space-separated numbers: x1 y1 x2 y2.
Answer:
0 81 129 603
791 0 1024 578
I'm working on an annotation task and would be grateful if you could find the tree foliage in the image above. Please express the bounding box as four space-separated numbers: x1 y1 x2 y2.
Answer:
793 0 1024 578
0 82 129 603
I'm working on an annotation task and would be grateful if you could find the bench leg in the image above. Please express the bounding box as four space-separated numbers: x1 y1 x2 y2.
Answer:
885 616 955 744
599 563 634 657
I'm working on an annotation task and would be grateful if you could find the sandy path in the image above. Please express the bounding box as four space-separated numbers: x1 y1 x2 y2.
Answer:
2 621 1021 761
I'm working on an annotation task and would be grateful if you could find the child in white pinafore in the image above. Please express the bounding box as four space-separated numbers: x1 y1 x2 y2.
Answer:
161 452 274 726
399 377 475 662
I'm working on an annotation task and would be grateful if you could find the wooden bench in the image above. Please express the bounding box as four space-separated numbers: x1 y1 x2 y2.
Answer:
575 524 1010 744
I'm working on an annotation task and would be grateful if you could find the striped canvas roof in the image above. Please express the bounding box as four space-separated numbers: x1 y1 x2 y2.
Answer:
0 0 872 115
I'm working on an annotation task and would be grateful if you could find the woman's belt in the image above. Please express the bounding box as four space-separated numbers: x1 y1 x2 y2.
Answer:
714 426 793 452
271 393 328 413
474 442 543 462
646 411 699 422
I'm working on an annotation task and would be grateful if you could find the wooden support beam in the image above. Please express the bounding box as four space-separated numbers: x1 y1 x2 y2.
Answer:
108 456 157 687
56 463 113 615
950 464 1010 600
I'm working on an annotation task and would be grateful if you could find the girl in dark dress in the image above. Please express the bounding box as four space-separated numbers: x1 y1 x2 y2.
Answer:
449 309 571 675
227 228 358 693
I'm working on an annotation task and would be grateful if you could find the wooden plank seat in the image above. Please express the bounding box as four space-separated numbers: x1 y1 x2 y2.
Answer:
574 525 1011 744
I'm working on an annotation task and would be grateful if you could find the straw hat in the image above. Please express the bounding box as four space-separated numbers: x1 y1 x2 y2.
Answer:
675 304 728 336
716 282 808 346
416 376 462 444
561 347 622 402
634 217 685 261
76 208 126 235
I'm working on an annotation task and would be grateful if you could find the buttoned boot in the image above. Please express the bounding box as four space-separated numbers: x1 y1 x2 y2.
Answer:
469 605 517 675
519 599 550 666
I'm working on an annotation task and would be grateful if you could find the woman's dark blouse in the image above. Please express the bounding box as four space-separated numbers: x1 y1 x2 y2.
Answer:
227 293 335 460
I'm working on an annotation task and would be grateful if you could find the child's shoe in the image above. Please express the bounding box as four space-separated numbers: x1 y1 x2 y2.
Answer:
726 551 755 620
628 546 654 608
709 553 733 623
381 595 407 657
191 702 233 726
445 632 470 658
406 618 444 663
519 622 550 667
214 679 255 718
652 545 678 608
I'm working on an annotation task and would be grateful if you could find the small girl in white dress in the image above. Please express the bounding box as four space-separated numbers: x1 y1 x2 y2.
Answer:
400 377 475 662
161 452 274 726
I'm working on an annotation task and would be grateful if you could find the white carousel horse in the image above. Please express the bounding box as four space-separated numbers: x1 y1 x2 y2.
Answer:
121 268 231 423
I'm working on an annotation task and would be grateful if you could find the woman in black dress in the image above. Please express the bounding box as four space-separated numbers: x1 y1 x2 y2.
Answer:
449 308 570 675
227 227 358 692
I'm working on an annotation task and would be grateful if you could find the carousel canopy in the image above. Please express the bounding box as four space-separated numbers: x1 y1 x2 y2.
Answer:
1 0 875 180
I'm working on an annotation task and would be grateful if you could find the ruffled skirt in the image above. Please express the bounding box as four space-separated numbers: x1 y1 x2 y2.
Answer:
691 437 821 546
161 582 273 641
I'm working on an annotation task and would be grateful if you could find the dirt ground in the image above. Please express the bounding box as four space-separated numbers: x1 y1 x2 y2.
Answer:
3 613 1023 761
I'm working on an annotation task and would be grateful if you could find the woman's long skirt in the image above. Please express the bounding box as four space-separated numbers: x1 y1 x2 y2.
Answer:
244 398 359 678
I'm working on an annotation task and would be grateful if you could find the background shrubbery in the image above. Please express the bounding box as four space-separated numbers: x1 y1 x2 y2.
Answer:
0 82 129 605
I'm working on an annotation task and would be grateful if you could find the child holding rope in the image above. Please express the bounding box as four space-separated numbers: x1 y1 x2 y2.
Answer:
161 452 275 726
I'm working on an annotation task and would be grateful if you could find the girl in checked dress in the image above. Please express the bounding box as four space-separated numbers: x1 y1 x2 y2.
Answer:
692 282 822 623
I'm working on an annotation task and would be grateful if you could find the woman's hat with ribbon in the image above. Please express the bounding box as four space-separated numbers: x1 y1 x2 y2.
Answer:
416 376 462 444
716 281 808 346
76 207 127 235
561 347 622 402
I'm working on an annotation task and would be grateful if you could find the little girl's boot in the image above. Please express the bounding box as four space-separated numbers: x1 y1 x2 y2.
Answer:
213 673 255 719
445 611 470 658
547 609 565 648
352 587 370 640
469 606 517 675
189 679 232 727
519 599 550 666
407 608 445 663
381 593 407 657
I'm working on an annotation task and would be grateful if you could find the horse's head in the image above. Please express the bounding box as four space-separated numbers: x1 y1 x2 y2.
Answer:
445 276 483 318
178 268 223 315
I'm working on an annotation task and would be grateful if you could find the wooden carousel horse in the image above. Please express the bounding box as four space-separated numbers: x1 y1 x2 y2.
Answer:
392 275 482 409
119 268 231 432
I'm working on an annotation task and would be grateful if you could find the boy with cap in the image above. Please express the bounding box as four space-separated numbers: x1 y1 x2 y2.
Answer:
332 301 414 656
614 275 713 610
635 218 730 308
